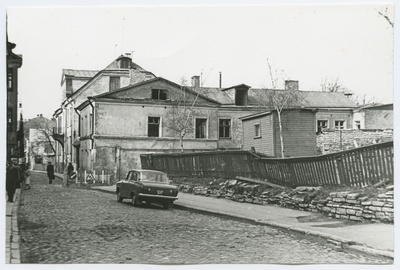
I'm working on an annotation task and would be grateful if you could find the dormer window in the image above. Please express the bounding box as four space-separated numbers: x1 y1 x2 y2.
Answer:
120 58 130 69
151 89 167 100
235 90 248 106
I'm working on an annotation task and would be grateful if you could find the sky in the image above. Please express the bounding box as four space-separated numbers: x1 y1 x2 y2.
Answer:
2 0 396 121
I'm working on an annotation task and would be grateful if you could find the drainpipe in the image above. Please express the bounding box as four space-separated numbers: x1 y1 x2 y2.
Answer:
88 97 95 172
87 97 95 150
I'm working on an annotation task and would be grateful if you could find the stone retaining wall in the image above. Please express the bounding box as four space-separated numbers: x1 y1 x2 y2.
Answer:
188 184 394 223
317 129 393 154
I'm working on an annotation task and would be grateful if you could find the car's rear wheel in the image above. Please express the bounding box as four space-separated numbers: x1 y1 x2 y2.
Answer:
131 193 142 207
117 190 123 202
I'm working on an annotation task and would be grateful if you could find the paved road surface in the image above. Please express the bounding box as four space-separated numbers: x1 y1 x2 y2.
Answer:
17 172 392 264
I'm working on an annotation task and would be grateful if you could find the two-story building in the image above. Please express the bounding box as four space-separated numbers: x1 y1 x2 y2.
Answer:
76 77 263 178
53 54 156 173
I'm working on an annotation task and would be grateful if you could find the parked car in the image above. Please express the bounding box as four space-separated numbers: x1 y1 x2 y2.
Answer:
116 169 178 209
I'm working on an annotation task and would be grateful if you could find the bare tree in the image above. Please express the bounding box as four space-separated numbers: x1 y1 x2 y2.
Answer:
164 78 201 152
257 59 301 158
377 7 394 28
320 77 348 93
24 116 56 154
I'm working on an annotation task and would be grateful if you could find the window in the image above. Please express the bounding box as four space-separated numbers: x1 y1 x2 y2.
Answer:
7 69 13 91
151 89 167 100
317 120 328 132
120 59 130 69
66 79 73 93
7 108 12 131
355 121 361 130
109 77 120 91
254 123 261 138
148 117 160 137
195 118 207 138
219 119 231 138
335 120 345 130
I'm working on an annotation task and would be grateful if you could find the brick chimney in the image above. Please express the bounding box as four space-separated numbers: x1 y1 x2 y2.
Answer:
285 80 299 91
191 76 200 87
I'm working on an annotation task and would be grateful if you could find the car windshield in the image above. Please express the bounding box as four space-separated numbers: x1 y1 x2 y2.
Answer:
141 171 169 183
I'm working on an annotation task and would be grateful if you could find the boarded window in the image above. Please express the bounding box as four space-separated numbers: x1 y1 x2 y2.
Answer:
109 77 120 91
195 118 207 138
254 123 261 137
151 89 167 100
148 117 160 137
66 79 73 93
120 59 130 69
335 120 345 130
219 119 231 138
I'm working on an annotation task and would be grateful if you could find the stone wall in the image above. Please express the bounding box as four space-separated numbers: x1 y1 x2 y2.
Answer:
181 179 394 224
317 129 393 154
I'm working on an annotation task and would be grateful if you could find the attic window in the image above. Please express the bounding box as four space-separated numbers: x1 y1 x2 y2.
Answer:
120 58 130 69
152 89 167 100
110 77 120 91
66 79 73 93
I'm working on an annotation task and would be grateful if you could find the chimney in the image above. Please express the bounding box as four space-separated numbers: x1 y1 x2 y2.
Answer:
285 80 299 91
191 76 200 87
219 72 222 88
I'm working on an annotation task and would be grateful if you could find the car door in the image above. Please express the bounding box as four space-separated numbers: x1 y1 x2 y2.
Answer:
120 171 133 197
126 171 140 197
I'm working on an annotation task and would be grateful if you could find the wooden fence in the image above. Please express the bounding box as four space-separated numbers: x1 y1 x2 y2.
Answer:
140 141 393 188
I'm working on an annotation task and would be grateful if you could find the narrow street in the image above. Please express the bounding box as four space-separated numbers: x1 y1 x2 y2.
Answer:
17 172 391 264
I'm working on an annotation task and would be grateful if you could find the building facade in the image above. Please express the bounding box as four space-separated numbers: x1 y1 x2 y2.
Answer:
53 54 156 173
353 103 393 130
6 40 23 162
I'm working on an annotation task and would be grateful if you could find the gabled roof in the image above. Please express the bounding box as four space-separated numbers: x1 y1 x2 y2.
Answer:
91 77 221 105
63 55 155 100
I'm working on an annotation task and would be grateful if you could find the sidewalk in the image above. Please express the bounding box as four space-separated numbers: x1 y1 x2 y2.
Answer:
92 185 394 259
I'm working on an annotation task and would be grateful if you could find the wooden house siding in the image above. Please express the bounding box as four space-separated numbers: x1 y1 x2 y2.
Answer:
242 114 274 155
273 110 316 157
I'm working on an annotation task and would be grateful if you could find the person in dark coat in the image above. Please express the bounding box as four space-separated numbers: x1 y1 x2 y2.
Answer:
46 162 55 184
67 163 74 186
6 162 19 202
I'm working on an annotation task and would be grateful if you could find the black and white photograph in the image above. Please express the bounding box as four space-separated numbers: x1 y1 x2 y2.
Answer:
2 0 397 268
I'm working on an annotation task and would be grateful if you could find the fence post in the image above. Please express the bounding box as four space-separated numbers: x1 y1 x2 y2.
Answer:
102 170 104 183
84 170 87 184
93 170 96 184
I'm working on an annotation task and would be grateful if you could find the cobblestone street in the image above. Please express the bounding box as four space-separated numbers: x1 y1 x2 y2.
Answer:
17 172 392 264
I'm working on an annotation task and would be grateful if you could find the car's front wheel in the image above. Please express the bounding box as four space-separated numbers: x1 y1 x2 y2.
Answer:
163 202 173 210
131 193 142 207
117 190 123 202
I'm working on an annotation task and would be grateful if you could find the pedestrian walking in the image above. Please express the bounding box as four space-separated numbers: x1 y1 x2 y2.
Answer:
24 166 31 190
46 161 55 184
67 162 74 187
6 162 19 202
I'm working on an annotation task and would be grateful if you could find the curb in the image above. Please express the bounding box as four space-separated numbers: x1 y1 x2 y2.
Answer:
6 188 22 264
173 204 394 260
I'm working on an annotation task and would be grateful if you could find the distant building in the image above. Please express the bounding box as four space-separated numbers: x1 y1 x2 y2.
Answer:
353 103 393 130
6 40 23 161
